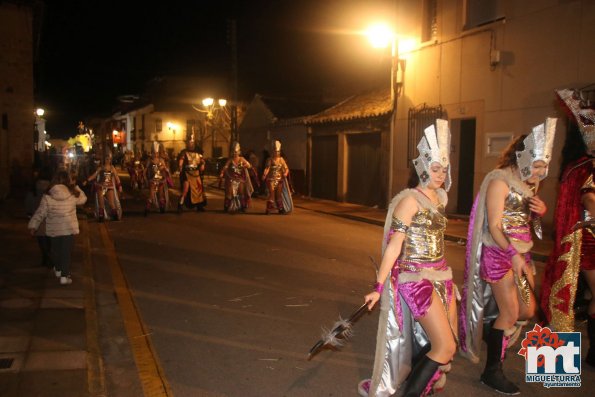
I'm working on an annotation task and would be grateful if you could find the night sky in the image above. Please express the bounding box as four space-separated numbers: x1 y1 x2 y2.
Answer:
36 0 396 138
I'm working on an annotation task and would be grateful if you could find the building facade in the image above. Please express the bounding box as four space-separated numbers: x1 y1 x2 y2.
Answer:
384 0 595 228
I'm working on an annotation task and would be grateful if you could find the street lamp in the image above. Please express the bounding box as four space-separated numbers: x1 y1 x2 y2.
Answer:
34 108 46 152
365 23 404 204
194 98 230 157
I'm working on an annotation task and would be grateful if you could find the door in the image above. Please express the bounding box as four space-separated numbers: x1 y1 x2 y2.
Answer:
346 133 382 207
311 135 338 200
457 119 476 214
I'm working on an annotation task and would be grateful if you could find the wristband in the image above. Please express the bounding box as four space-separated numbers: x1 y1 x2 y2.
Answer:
504 244 518 260
373 282 384 294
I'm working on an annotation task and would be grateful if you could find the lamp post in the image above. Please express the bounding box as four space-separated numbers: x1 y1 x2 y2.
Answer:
34 108 46 153
195 98 229 158
366 23 402 204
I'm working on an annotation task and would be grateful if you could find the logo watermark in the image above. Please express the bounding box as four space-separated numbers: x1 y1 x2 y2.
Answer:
518 324 581 388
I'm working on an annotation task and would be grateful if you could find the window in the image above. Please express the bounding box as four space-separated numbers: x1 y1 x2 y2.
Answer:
422 0 438 42
1 113 7 129
464 0 504 30
212 146 223 158
407 103 445 166
156 118 162 132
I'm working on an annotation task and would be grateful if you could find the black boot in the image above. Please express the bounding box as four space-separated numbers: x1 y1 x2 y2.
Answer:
177 202 183 213
587 315 595 367
401 355 442 397
480 327 520 395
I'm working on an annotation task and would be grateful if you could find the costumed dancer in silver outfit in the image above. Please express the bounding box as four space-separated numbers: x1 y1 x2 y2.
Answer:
459 118 556 394
262 140 293 214
359 119 457 397
84 150 123 221
144 145 170 215
219 142 253 213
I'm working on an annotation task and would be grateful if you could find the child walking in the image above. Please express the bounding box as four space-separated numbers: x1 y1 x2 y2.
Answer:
28 169 87 285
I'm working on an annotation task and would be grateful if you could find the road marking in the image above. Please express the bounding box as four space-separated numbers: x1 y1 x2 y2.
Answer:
82 220 107 396
99 224 173 397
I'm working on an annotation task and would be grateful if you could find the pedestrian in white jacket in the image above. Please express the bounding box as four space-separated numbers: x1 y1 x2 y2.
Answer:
28 169 87 285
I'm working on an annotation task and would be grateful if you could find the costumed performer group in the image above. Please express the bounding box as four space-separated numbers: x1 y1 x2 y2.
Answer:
541 88 595 366
219 142 254 213
460 118 555 394
262 140 293 215
359 119 457 397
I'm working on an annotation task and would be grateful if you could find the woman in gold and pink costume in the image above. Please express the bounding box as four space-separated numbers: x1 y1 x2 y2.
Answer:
219 142 253 213
359 119 457 397
460 118 556 394
262 140 293 214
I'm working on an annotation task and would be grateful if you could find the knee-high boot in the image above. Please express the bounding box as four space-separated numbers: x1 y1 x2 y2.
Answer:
587 314 595 367
480 327 520 395
400 355 443 397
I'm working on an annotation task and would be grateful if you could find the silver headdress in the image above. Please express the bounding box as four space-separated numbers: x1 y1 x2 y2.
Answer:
231 141 241 154
272 140 282 153
516 117 557 181
555 88 595 152
412 119 452 191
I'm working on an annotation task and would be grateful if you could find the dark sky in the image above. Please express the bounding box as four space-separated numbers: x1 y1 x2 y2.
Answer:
36 0 395 138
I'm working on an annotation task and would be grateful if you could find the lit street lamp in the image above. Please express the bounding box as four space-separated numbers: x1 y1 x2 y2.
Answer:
193 98 230 158
34 108 47 152
365 23 404 203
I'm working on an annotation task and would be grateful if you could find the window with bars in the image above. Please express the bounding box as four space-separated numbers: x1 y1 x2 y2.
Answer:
407 103 445 167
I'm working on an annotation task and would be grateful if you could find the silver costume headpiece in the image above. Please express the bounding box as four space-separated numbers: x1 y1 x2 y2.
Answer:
555 88 595 152
516 117 557 181
272 140 282 153
412 118 452 191
231 141 241 154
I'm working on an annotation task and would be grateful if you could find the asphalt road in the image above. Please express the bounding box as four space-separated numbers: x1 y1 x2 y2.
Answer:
91 179 594 397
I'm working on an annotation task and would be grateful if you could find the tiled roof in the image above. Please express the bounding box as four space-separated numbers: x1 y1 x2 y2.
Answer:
258 95 332 120
305 88 392 124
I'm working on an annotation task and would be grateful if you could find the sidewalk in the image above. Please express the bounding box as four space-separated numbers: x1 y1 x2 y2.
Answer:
290 194 553 263
0 198 102 397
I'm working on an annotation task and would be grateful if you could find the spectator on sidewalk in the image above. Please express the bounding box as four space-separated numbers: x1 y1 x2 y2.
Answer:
25 166 53 268
28 169 87 285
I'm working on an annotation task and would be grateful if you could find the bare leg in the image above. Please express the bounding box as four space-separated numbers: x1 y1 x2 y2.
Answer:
417 291 457 364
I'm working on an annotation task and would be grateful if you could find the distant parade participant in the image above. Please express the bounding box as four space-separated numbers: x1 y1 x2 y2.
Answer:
460 118 556 394
219 142 253 213
262 140 293 214
177 136 206 212
541 89 595 366
126 150 146 190
144 146 170 215
84 150 123 221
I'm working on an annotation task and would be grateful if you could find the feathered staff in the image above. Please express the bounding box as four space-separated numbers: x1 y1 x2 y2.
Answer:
307 257 378 360
307 302 369 360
